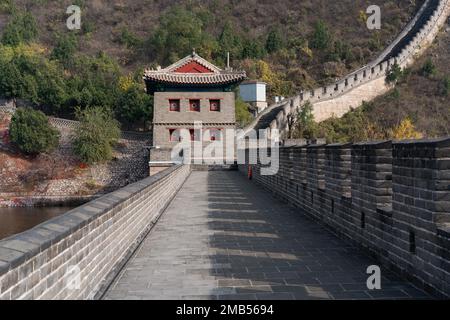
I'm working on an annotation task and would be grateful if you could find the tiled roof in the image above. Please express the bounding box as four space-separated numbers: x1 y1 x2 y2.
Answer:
143 72 247 85
144 52 246 85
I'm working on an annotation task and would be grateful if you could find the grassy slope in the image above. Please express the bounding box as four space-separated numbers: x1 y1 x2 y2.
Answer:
1 0 421 85
357 27 450 137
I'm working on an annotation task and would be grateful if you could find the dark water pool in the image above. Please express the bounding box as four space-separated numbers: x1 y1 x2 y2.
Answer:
0 206 74 240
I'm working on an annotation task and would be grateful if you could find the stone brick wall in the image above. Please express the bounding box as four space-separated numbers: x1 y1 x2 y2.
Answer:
153 91 236 151
244 0 450 135
0 164 191 300
238 137 450 297
153 91 236 125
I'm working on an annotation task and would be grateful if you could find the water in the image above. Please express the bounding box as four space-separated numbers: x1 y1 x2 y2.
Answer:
0 206 74 240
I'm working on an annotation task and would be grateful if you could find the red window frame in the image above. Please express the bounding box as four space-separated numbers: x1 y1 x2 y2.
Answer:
209 99 221 112
189 99 201 112
169 99 180 112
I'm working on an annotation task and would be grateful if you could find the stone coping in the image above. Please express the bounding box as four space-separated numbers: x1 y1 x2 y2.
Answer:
242 138 450 152
0 165 182 276
392 136 450 147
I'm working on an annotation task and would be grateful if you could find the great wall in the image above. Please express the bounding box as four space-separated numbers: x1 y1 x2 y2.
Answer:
237 138 450 298
245 0 450 136
0 1 449 301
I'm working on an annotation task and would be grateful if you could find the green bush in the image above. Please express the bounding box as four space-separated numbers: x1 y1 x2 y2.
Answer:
73 107 121 164
147 7 218 64
9 108 59 154
386 63 403 84
292 101 318 139
51 33 78 65
116 84 153 128
2 12 38 45
421 58 436 77
117 28 143 49
217 22 244 63
235 96 253 128
266 27 284 54
441 76 450 96
242 38 266 59
310 20 331 51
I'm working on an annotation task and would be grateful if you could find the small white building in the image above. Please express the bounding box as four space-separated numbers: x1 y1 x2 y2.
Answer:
239 81 268 116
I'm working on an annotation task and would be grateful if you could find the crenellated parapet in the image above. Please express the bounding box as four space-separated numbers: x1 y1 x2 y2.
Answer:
237 136 450 297
0 165 191 300
244 0 450 136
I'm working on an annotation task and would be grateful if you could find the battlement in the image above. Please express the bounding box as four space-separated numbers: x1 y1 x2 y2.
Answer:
245 0 450 135
238 137 450 297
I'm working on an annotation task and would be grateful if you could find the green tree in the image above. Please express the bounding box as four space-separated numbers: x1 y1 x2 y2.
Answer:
293 101 318 139
242 38 266 59
9 108 59 154
328 40 353 62
440 76 450 96
235 96 253 128
421 58 436 77
2 12 38 45
68 52 121 110
148 7 218 64
51 33 78 65
5 52 68 110
217 22 243 62
0 60 28 99
73 107 121 164
116 84 153 129
310 20 331 51
118 27 143 49
386 63 403 84
266 27 284 54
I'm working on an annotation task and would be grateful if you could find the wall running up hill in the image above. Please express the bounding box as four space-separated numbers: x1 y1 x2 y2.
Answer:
245 0 450 136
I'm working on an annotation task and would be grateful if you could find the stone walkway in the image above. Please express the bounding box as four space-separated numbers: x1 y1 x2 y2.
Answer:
104 171 430 300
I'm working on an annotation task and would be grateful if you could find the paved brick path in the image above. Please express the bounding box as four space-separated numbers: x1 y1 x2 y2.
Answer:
104 171 430 300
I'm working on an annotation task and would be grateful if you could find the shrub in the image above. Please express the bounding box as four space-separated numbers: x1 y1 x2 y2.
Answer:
117 28 143 49
9 108 59 154
386 63 403 84
292 101 318 139
235 96 253 128
440 76 450 96
310 20 332 51
390 117 423 140
147 7 218 64
421 58 436 77
51 33 78 65
266 27 284 54
73 107 120 164
116 84 153 129
0 45 69 111
2 12 38 46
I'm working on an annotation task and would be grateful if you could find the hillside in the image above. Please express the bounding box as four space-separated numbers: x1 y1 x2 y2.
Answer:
362 26 450 137
0 0 422 98
315 25 450 142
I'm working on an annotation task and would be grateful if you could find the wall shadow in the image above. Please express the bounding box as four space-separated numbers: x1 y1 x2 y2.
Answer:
205 171 429 300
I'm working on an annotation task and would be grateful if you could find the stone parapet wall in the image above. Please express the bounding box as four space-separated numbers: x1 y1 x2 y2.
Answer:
238 137 450 297
0 164 191 300
244 0 450 135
